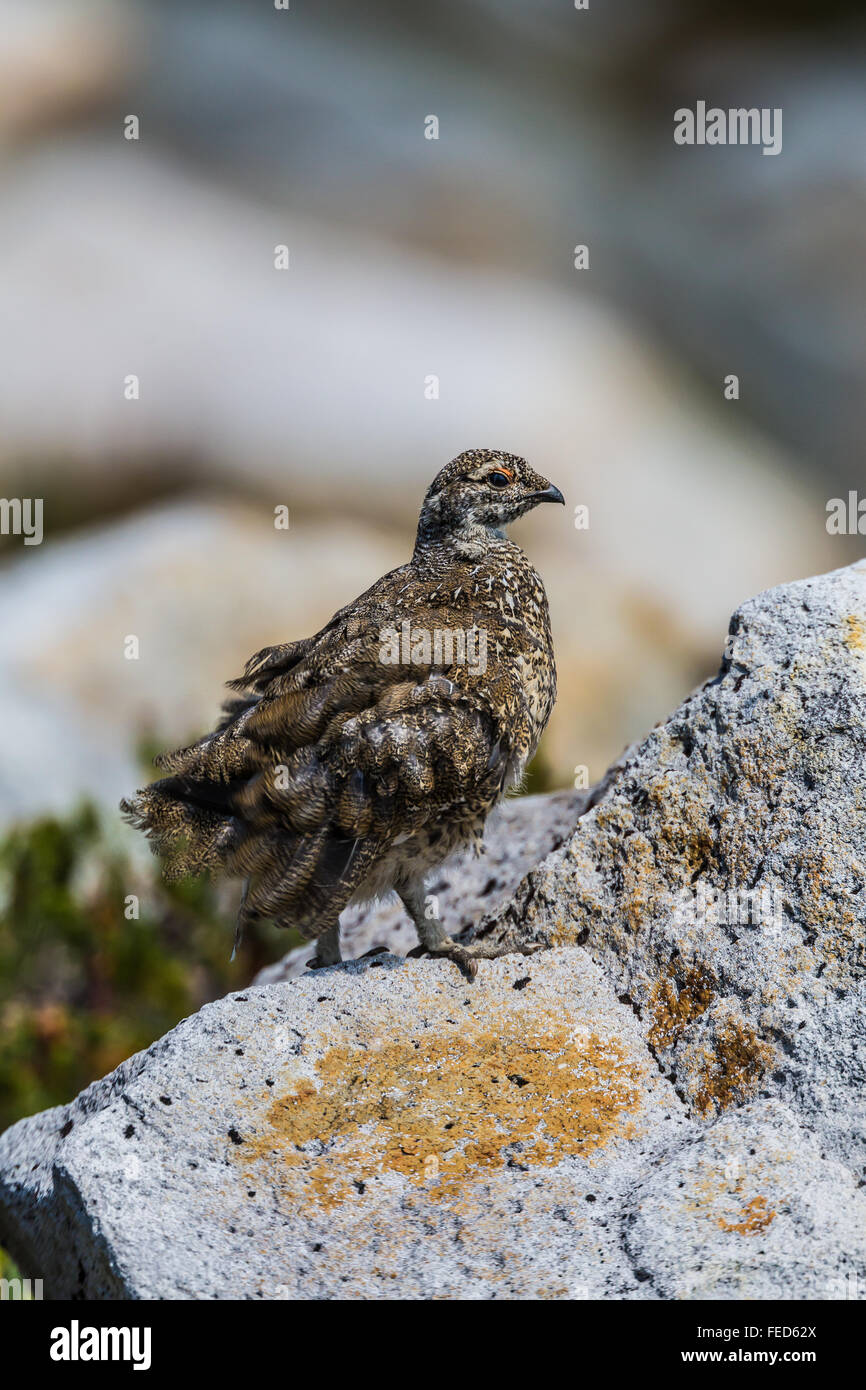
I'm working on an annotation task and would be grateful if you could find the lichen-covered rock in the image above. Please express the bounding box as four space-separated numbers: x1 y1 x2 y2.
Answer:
475 561 866 1167
621 1099 866 1301
0 951 694 1300
2 562 865 1299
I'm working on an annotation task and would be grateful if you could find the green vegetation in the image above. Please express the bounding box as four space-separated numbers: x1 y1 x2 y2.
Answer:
0 1245 26 1289
0 800 300 1137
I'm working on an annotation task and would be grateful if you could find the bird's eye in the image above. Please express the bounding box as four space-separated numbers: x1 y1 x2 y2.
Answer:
489 470 511 489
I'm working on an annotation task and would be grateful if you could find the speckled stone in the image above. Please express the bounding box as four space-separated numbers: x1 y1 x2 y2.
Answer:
477 561 866 1170
0 951 692 1300
3 563 866 1299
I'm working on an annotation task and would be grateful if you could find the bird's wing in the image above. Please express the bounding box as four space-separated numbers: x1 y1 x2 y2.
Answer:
128 570 510 931
221 684 504 930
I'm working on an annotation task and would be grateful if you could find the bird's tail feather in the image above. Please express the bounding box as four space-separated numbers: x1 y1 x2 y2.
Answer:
121 775 382 940
225 825 381 940
120 776 242 881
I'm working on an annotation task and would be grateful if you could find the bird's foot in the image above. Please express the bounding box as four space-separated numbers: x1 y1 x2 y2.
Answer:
411 936 543 981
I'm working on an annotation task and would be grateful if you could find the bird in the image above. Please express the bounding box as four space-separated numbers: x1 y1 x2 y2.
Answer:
121 448 564 978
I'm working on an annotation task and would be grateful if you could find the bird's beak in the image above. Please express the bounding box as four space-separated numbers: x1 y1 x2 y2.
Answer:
531 483 565 505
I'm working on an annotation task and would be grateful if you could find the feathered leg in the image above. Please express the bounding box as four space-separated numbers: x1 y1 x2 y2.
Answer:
307 918 342 970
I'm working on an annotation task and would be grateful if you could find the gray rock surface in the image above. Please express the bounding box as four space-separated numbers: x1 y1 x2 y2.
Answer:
622 1099 866 1301
0 951 693 1300
2 561 865 1299
475 560 866 1170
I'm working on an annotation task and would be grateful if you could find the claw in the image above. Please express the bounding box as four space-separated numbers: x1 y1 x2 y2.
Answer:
417 938 543 981
450 946 478 982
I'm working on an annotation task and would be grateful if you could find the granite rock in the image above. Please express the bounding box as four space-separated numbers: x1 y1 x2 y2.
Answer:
2 563 865 1299
475 562 866 1169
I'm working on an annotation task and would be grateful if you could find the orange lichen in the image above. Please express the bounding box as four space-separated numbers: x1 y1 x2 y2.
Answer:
646 776 717 878
239 1023 646 1209
843 615 866 652
717 1195 776 1236
690 1018 774 1116
647 963 716 1053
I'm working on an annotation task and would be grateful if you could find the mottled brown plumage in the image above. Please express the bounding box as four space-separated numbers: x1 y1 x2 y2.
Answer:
121 448 564 976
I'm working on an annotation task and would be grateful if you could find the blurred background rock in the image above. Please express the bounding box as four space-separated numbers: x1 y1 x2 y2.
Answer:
0 3 864 1276
2 0 864 820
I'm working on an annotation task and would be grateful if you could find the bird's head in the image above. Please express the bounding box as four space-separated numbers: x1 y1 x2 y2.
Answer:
415 448 565 552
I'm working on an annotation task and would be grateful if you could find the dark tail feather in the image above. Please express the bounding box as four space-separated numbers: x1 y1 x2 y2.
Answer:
225 825 381 941
120 776 241 880
122 761 385 944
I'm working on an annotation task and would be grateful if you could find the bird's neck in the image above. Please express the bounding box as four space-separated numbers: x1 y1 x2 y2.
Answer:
414 510 507 560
